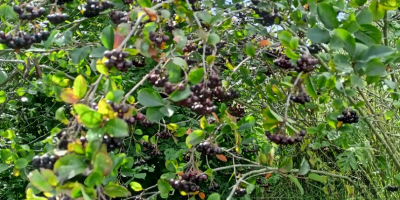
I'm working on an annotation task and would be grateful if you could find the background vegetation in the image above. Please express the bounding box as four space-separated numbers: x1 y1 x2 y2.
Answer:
1 0 400 199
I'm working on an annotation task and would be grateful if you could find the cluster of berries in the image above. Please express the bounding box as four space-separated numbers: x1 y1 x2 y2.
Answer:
32 154 58 170
235 187 247 197
295 55 319 73
182 152 191 162
110 10 128 24
107 101 137 124
265 48 282 58
183 43 198 54
228 104 245 118
274 56 295 69
102 135 123 151
337 110 359 124
169 172 207 193
156 130 172 139
290 94 310 105
133 159 147 166
180 76 239 115
123 0 134 4
132 56 146 68
47 13 69 24
208 183 220 191
147 69 169 87
195 141 222 155
0 31 50 49
265 130 306 145
149 32 170 47
50 0 73 5
13 5 46 20
82 0 114 18
104 49 132 72
56 131 69 150
308 44 322 54
182 171 208 183
198 46 213 55
142 142 162 156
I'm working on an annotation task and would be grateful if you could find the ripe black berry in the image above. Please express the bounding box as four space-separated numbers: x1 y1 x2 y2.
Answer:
337 110 358 124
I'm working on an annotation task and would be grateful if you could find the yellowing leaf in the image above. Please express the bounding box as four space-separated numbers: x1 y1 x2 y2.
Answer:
96 58 109 76
127 95 135 104
265 173 271 179
13 167 19 176
167 123 179 133
226 60 234 70
216 154 227 162
60 88 79 104
98 99 115 119
130 182 143 192
73 75 87 99
336 121 343 128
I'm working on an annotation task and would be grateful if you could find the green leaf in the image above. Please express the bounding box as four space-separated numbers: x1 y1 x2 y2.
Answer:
170 85 191 102
208 33 220 45
360 45 394 61
278 31 292 47
305 75 318 99
369 0 385 20
0 91 5 104
207 193 221 200
384 110 395 120
243 42 255 57
288 175 304 195
365 59 386 76
71 46 91 64
80 109 103 128
0 4 18 20
186 130 205 148
101 26 114 50
43 30 59 49
355 24 382 46
333 54 352 73
93 151 113 176
53 154 87 181
0 164 9 173
308 173 326 184
138 88 164 107
165 62 181 84
289 37 299 49
130 182 143 192
332 29 356 56
90 46 107 58
317 3 339 30
279 158 293 173
298 158 310 175
105 90 125 103
306 28 330 44
55 107 69 125
84 171 102 187
104 185 131 198
0 71 7 85
174 127 186 137
356 8 373 24
106 118 129 137
28 170 54 192
188 68 204 84
146 106 164 122
73 75 87 99
160 105 174 117
15 158 28 169
349 0 367 7
350 75 364 88
157 179 173 198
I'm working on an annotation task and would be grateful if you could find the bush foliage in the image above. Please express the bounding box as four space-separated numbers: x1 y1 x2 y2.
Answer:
1 0 400 199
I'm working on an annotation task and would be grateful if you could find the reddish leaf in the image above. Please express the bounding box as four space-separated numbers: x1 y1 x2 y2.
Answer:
186 128 192 135
265 173 272 179
336 121 343 128
216 154 227 162
177 171 184 176
113 32 124 49
211 112 220 123
198 192 206 199
143 8 157 21
60 88 79 104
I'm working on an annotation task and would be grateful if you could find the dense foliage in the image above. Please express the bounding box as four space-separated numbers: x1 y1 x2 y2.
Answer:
2 0 400 199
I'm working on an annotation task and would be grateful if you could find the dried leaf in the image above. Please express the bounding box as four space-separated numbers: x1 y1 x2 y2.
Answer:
216 154 227 162
198 192 206 199
336 121 343 128
113 32 124 49
265 173 272 179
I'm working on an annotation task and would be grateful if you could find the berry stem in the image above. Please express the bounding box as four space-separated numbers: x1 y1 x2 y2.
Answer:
283 71 303 121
